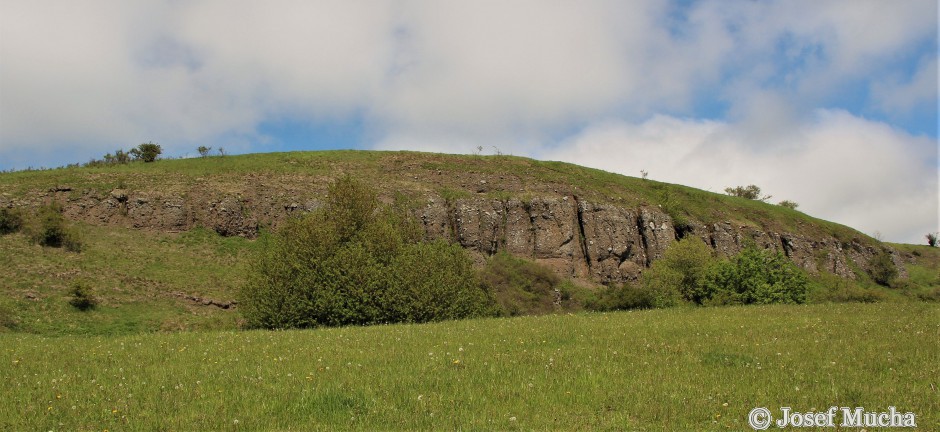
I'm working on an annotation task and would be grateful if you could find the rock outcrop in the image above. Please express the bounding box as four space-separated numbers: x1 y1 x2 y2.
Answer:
1 185 906 284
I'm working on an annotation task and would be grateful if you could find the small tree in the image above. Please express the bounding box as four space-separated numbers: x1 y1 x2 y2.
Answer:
725 185 772 202
130 142 162 162
197 146 212 157
778 200 799 210
927 232 939 247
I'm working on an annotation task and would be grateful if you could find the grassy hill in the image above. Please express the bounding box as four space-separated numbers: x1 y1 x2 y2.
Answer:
1 150 938 335
0 150 871 240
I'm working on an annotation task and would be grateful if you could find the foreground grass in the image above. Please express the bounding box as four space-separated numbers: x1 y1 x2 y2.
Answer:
2 303 937 431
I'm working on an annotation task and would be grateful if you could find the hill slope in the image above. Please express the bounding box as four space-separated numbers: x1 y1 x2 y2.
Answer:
3 150 939 334
0 150 906 285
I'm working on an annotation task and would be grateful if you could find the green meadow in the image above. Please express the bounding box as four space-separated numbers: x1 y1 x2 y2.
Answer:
2 302 937 431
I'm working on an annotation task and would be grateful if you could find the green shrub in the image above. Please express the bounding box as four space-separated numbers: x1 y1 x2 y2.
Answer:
702 246 809 305
0 207 24 234
68 283 98 311
868 251 898 287
389 241 493 322
641 237 716 307
778 200 799 210
130 142 162 163
240 176 494 329
29 206 83 252
641 239 809 307
480 252 561 316
724 184 771 201
589 284 657 311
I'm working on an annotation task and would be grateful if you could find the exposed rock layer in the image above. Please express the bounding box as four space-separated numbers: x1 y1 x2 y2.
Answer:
2 186 906 283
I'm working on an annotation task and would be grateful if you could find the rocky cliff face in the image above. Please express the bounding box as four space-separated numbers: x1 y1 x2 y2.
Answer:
2 184 906 284
417 196 906 283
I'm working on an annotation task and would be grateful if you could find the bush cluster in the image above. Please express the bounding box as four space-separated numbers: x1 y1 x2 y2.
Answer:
703 246 808 305
724 184 771 201
30 205 83 252
0 207 24 234
640 238 809 307
641 237 716 307
1 205 83 251
68 282 98 311
589 284 658 311
240 176 494 329
867 251 898 287
86 142 163 167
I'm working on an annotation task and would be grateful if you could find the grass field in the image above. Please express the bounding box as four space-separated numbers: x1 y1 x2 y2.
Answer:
2 302 937 431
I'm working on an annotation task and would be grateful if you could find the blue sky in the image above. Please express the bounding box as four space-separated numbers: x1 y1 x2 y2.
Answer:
0 0 937 243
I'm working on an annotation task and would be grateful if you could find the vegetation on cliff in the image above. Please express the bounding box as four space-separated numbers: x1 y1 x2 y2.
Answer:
240 176 494 329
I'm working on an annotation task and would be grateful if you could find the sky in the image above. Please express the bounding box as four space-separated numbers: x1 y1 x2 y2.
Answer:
0 0 937 244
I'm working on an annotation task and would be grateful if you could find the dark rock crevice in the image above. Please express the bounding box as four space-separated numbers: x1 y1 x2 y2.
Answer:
572 196 592 272
636 212 652 267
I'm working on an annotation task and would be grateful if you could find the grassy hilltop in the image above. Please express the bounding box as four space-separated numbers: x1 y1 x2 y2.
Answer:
0 150 871 240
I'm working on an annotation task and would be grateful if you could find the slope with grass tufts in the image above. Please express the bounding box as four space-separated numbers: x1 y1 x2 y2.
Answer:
0 150 911 285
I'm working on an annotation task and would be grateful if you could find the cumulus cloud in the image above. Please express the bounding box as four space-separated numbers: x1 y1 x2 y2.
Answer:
376 0 646 135
0 0 395 160
544 112 938 244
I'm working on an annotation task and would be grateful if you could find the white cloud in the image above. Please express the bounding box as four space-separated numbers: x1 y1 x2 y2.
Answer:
0 0 396 159
3 0 934 154
375 0 654 135
544 111 938 244
871 56 938 114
